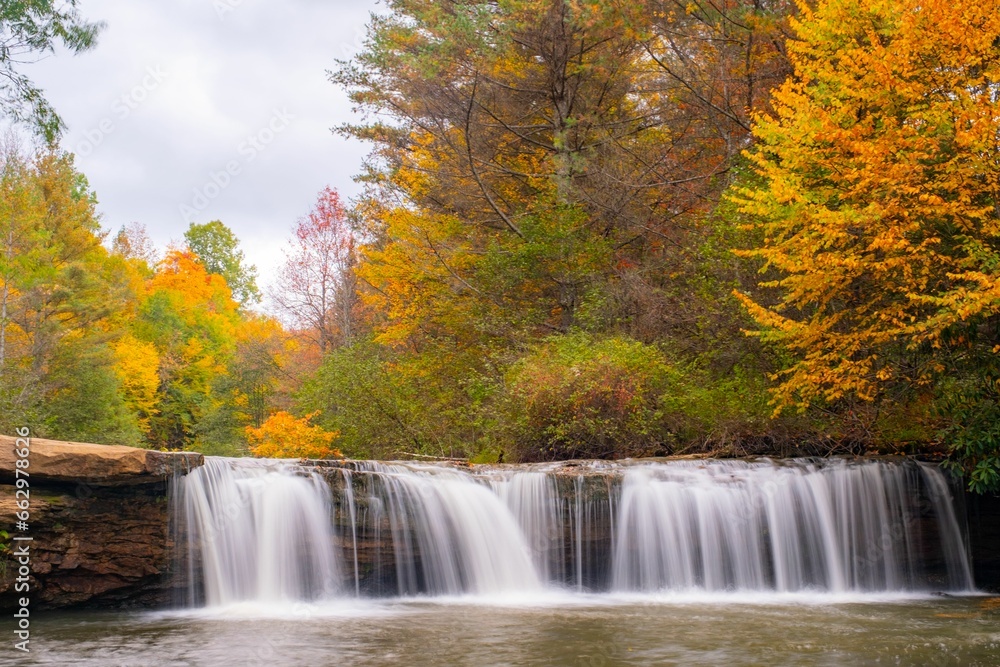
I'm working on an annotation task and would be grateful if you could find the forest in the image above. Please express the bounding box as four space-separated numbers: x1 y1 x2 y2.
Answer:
2 0 1000 493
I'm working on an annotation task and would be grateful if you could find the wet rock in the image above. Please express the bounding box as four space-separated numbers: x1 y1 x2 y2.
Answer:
967 492 1000 592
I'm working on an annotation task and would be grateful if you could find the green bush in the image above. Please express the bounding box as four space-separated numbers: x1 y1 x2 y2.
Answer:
297 338 502 460
505 333 675 461
504 332 777 462
937 379 1000 494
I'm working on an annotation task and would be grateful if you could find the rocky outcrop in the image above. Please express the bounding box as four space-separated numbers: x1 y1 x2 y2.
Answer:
0 435 202 486
0 435 203 611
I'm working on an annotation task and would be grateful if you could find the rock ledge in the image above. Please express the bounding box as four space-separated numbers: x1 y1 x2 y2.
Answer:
0 435 203 485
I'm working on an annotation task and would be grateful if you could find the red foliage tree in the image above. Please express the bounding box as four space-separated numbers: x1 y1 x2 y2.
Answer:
271 187 359 354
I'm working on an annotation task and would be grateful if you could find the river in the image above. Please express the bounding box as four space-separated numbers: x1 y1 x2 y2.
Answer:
24 594 1000 666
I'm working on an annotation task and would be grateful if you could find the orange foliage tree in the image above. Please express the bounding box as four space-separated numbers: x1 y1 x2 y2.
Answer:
735 0 1000 411
245 411 342 460
133 249 243 449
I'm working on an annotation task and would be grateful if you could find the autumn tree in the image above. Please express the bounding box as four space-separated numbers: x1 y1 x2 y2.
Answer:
642 0 793 151
110 333 160 438
335 0 792 348
245 411 342 460
0 143 140 442
112 221 160 267
301 0 803 461
734 0 1000 488
271 187 359 354
338 1 649 341
102 244 295 453
0 144 294 453
194 313 295 454
132 250 242 449
184 220 260 307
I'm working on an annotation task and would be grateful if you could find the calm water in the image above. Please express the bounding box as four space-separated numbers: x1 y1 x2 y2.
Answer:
20 594 1000 666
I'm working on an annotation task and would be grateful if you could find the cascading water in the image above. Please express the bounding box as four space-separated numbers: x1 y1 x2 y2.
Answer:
610 459 974 593
177 458 339 606
492 472 567 584
490 469 617 590
173 457 975 608
349 462 542 596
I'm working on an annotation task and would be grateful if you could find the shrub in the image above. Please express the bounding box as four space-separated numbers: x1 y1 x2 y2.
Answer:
296 338 502 460
505 333 679 461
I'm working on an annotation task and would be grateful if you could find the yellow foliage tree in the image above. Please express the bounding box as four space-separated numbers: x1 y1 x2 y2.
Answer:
135 249 243 449
245 411 343 460
734 0 1000 411
111 333 160 436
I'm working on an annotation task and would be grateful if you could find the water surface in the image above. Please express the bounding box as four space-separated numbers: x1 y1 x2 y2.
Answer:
23 595 1000 666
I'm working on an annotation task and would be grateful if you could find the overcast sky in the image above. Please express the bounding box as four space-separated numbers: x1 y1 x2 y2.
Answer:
23 0 380 289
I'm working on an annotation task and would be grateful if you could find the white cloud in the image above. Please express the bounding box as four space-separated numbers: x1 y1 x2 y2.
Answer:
22 0 378 291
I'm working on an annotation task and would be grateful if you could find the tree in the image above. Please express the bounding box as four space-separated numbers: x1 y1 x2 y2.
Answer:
183 220 260 306
194 313 293 455
0 140 37 378
299 0 803 462
338 1 644 342
112 221 159 267
335 0 792 348
0 144 140 443
110 333 160 437
271 188 358 354
734 0 1000 487
0 1 104 142
134 249 242 449
245 411 342 460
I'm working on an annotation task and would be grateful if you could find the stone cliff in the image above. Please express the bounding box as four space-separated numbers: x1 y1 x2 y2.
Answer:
0 435 202 610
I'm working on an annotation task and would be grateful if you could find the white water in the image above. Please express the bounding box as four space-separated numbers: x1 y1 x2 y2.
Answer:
178 458 339 605
354 462 542 595
175 458 975 608
610 460 973 593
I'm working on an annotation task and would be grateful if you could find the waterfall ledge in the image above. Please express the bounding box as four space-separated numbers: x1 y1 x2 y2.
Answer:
3 438 999 611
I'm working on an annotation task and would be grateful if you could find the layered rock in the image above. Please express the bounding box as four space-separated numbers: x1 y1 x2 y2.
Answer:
0 435 203 611
967 492 1000 593
0 435 202 486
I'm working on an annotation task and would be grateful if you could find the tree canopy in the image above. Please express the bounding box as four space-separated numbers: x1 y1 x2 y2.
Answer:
184 220 261 307
7 0 1000 490
734 0 1000 489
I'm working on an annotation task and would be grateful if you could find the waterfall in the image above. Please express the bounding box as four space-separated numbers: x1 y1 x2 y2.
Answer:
177 458 339 606
174 457 975 607
344 462 542 596
609 459 974 593
493 472 567 584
